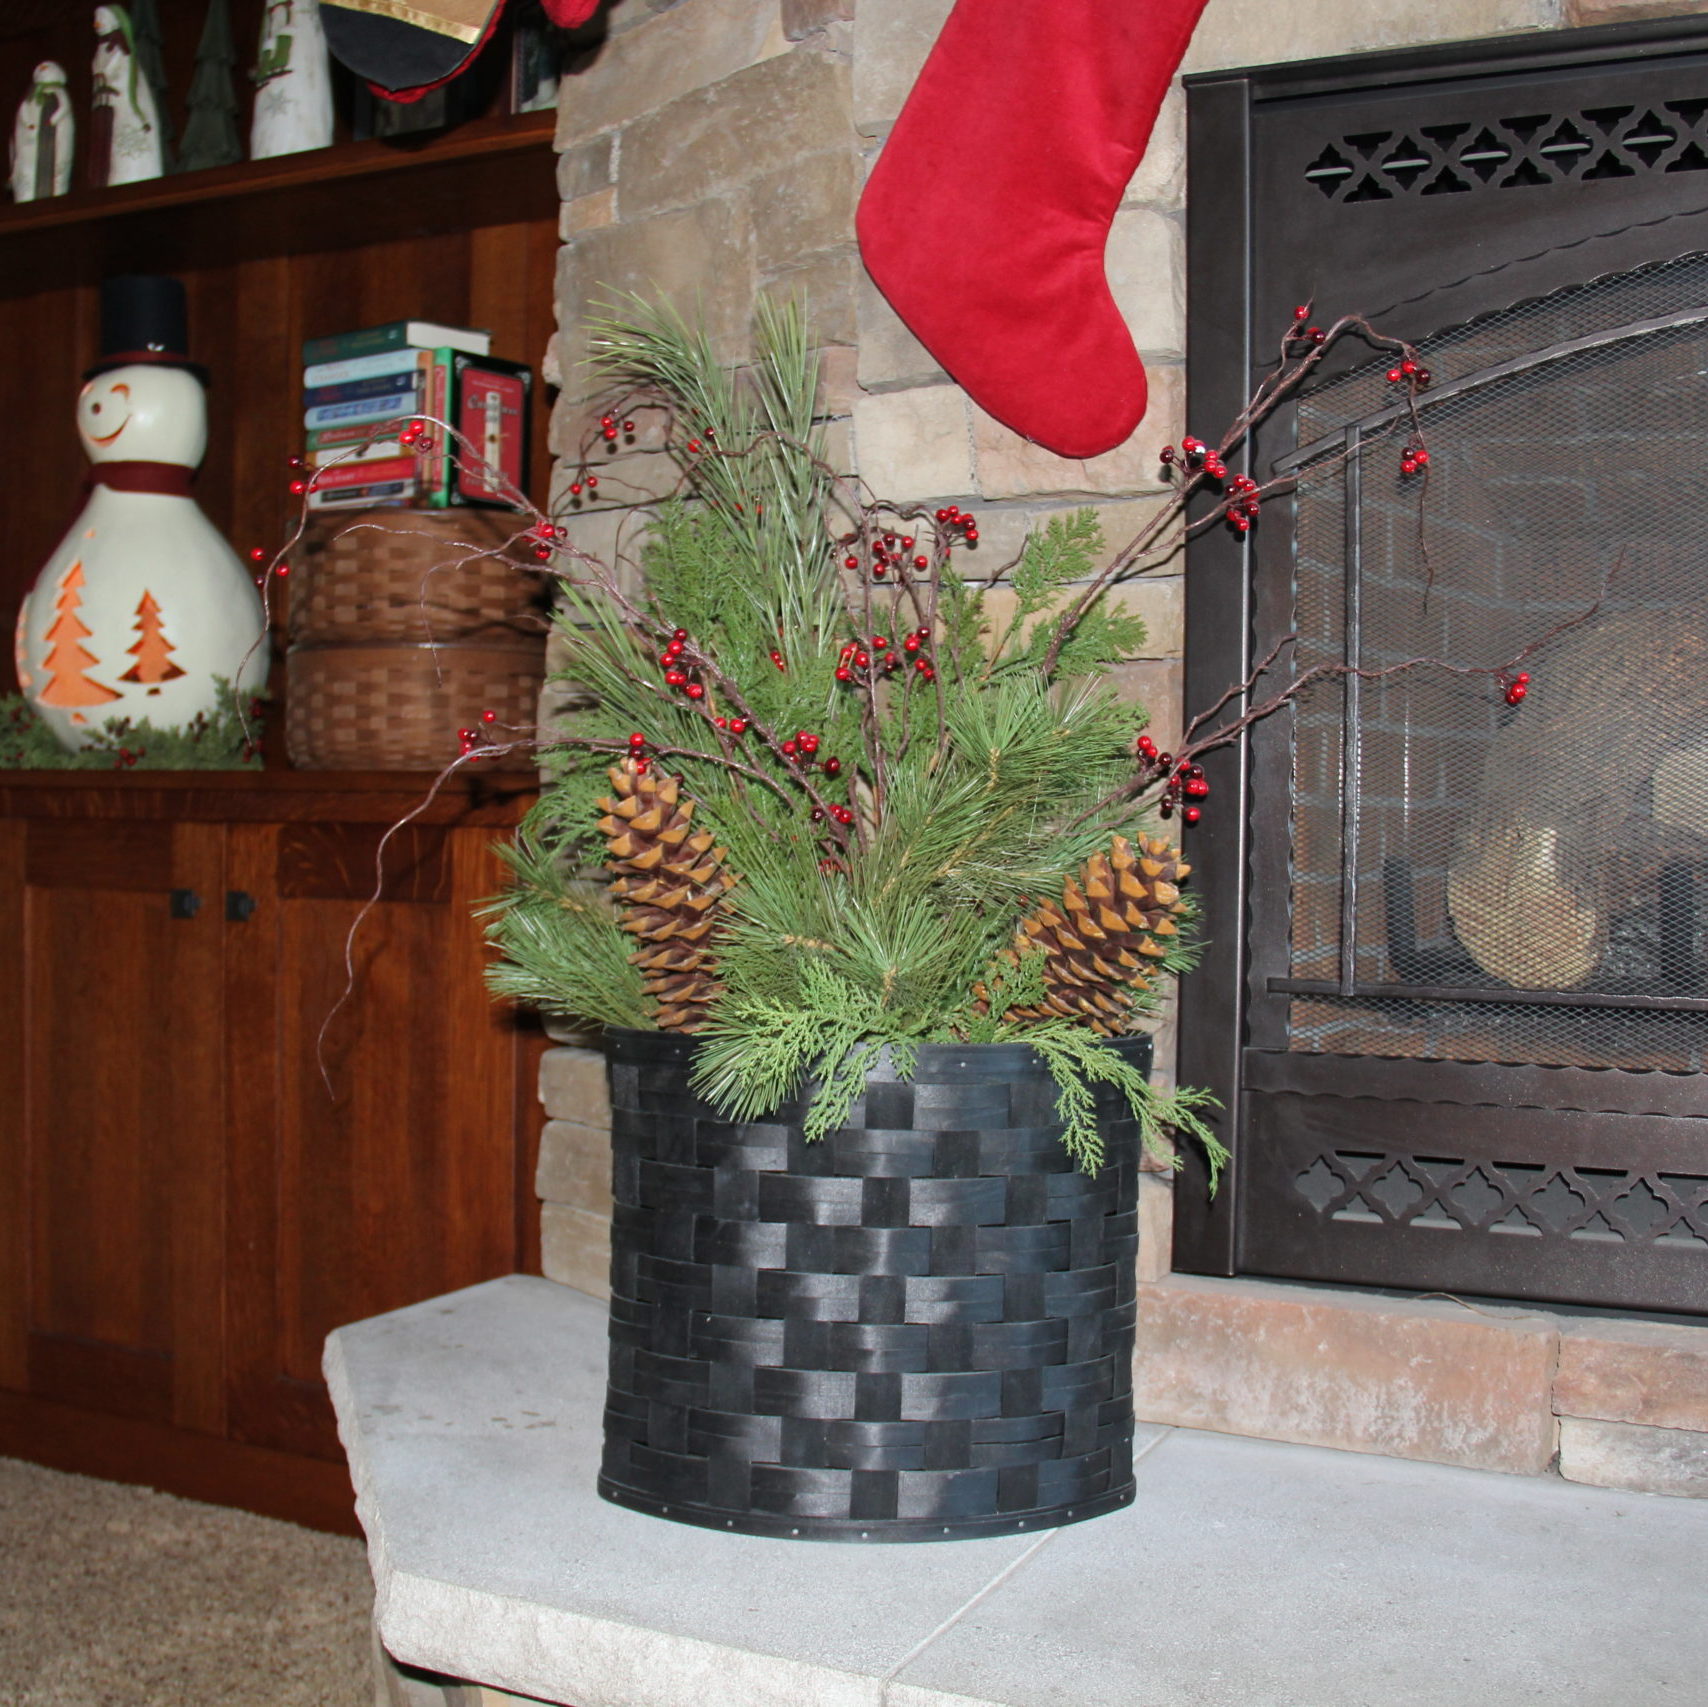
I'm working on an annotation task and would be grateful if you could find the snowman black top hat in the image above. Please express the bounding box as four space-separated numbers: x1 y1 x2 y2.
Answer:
85 274 209 383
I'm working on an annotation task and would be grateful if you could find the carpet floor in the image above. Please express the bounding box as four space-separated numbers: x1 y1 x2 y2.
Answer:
0 1456 373 1707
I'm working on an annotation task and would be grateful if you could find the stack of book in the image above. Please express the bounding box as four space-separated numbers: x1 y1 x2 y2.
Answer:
301 318 534 512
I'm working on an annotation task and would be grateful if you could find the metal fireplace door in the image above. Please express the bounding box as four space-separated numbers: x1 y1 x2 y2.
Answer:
1178 19 1708 1312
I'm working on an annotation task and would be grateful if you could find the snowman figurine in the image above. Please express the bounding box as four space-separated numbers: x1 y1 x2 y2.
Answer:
91 5 164 187
10 61 75 203
13 275 267 752
251 0 334 160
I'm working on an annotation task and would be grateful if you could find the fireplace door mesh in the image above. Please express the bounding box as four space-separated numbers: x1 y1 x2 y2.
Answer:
1282 253 1708 1072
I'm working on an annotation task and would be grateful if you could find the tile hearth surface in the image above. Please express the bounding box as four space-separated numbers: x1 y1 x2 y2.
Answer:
326 1276 1708 1707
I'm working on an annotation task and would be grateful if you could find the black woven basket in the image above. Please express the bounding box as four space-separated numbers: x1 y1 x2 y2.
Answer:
598 1028 1149 1542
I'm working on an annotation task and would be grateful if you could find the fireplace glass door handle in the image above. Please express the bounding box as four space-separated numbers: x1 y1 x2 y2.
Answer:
168 888 202 919
226 890 259 923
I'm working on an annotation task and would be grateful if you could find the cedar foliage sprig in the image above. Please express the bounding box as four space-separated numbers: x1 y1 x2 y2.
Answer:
485 295 1218 1174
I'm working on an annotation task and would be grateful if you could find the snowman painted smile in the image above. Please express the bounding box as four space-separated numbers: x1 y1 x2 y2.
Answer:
84 382 131 445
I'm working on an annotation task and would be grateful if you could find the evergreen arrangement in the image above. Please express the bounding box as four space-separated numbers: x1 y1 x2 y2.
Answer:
0 681 264 771
485 300 1222 1177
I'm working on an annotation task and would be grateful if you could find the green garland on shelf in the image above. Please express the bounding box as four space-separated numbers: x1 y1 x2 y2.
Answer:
0 680 265 771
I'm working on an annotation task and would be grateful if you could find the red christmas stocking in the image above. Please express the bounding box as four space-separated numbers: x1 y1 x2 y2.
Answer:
856 0 1206 460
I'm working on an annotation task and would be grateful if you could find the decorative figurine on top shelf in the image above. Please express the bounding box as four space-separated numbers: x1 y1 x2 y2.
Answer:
13 276 268 753
10 62 75 202
178 0 242 172
250 0 334 161
129 0 178 173
91 4 164 187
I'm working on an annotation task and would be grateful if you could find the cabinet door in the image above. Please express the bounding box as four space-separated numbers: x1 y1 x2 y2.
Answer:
0 817 227 1434
224 819 530 1459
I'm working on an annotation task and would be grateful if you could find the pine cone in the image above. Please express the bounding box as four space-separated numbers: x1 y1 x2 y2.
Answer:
999 835 1190 1036
597 766 737 1031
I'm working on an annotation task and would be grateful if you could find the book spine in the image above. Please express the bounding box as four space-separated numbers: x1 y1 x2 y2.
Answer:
301 324 408 365
303 390 418 429
306 479 416 510
307 439 406 468
302 363 427 407
302 347 430 389
420 350 454 507
309 455 418 491
305 419 403 451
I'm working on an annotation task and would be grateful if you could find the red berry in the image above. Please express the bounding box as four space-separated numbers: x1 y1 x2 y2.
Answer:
600 415 614 428
914 555 929 569
854 651 870 668
1515 671 1530 685
729 719 748 736
1387 367 1403 383
770 650 786 671
1400 359 1418 376
833 805 854 826
782 740 798 757
903 635 921 653
900 537 914 550
872 637 889 650
673 628 688 642
570 483 583 496
481 709 497 724
629 732 646 748
824 757 841 777
1293 304 1310 321
835 666 853 683
289 479 307 495
248 546 267 563
687 683 706 700
1183 806 1202 825
665 669 687 687
844 555 859 569
687 439 702 453
873 564 888 578
586 476 598 489
1505 683 1528 705
623 420 635 432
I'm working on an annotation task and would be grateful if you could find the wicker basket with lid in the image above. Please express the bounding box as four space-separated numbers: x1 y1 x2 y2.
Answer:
286 508 548 771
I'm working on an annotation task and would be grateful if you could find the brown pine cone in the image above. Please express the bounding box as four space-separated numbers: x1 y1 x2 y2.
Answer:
596 766 737 1031
999 835 1190 1036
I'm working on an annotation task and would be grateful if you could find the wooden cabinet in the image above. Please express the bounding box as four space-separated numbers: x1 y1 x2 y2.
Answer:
0 6 564 1529
0 774 544 1533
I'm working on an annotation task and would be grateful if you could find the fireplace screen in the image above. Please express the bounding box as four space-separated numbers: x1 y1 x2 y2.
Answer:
1281 253 1708 1072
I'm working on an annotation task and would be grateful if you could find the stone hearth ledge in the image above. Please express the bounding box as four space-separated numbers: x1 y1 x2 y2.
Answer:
326 1275 1708 1707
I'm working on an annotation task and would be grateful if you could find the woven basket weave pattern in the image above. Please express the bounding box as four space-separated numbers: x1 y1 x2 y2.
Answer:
286 509 547 770
289 510 545 645
599 1031 1146 1541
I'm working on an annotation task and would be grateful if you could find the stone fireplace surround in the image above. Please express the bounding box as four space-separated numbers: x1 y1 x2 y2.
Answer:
529 0 1708 1508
